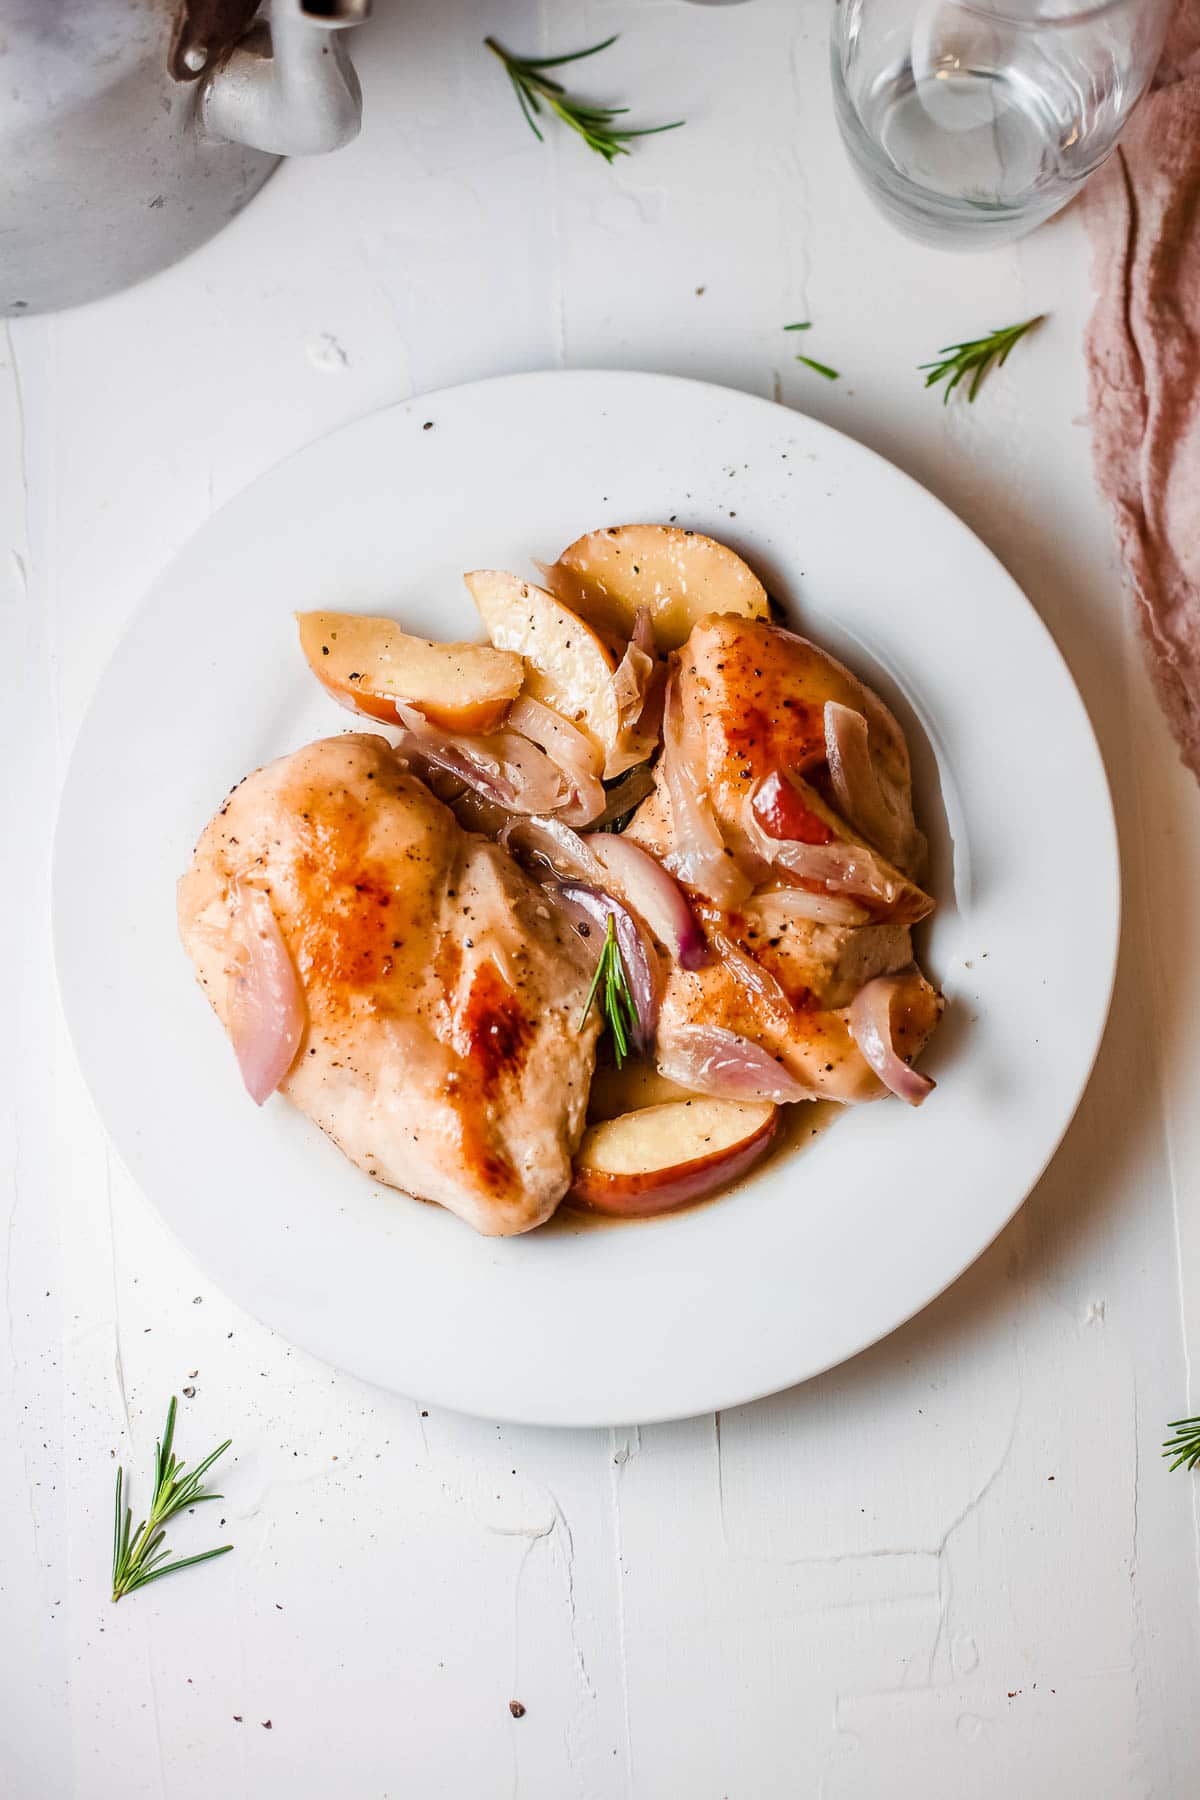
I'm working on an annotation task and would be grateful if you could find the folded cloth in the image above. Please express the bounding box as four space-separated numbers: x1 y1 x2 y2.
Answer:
1083 1 1200 776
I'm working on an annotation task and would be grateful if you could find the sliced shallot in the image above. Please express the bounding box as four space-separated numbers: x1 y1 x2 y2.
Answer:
768 837 929 920
611 614 655 728
744 784 929 920
747 885 870 930
227 884 306 1106
661 664 752 909
608 607 661 777
501 812 607 882
507 694 606 826
587 833 709 970
824 701 915 868
847 972 936 1106
657 1025 810 1105
555 882 660 1054
435 779 515 840
394 702 567 816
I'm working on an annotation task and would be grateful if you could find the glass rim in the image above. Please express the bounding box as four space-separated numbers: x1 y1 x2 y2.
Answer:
952 0 1144 25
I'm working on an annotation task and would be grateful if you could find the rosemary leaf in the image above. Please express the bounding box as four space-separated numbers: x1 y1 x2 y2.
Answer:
795 355 839 381
110 1397 233 1603
1163 1415 1200 1472
577 914 639 1067
919 313 1046 404
486 35 683 165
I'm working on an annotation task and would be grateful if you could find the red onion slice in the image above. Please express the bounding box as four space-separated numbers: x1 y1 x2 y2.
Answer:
744 784 929 920
555 882 660 1055
661 665 752 909
509 694 602 776
657 1025 810 1104
507 695 606 826
228 884 306 1105
501 813 607 882
611 632 654 728
395 702 567 815
586 833 709 970
824 701 916 868
607 607 661 777
848 973 936 1106
747 885 870 930
431 778 515 841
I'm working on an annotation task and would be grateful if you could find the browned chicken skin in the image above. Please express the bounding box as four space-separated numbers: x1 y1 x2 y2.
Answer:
626 616 941 1102
178 734 600 1235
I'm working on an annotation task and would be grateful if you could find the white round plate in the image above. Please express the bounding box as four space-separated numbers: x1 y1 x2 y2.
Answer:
54 372 1118 1427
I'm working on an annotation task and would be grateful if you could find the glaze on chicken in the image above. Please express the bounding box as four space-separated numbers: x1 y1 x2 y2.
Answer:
179 562 944 1236
178 734 599 1236
625 616 942 1103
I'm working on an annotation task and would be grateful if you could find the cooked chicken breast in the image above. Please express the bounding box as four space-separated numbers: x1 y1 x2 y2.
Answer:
178 733 600 1236
679 612 926 877
626 615 941 1102
649 930 942 1104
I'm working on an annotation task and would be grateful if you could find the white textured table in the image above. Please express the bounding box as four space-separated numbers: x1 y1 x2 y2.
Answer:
5 3 1200 1795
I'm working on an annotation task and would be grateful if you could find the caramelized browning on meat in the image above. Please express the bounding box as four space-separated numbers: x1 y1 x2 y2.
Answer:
652 945 941 1104
178 734 600 1235
626 615 941 1102
636 614 927 883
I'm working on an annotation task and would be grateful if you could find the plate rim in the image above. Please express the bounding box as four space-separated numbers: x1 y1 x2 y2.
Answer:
52 367 1121 1426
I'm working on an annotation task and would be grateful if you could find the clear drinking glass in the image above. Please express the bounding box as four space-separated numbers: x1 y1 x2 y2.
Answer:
831 0 1172 246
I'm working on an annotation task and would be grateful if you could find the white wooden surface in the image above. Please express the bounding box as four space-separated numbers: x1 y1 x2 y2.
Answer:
4 2 1200 1794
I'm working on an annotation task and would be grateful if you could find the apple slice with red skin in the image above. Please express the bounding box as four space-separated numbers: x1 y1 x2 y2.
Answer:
751 768 933 925
752 769 834 844
569 1098 778 1218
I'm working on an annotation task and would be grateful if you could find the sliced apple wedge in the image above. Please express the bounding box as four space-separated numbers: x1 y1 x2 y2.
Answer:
297 612 523 734
542 524 770 651
569 1098 777 1218
464 570 624 773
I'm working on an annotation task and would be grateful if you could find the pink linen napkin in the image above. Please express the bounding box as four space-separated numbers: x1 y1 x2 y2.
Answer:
1083 1 1200 775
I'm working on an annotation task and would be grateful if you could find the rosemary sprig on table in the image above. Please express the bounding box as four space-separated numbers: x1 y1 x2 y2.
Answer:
111 1397 233 1602
1162 1415 1200 1472
919 314 1046 403
577 913 639 1066
485 36 684 164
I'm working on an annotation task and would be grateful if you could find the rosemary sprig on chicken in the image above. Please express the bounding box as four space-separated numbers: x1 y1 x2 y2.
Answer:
577 912 640 1067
